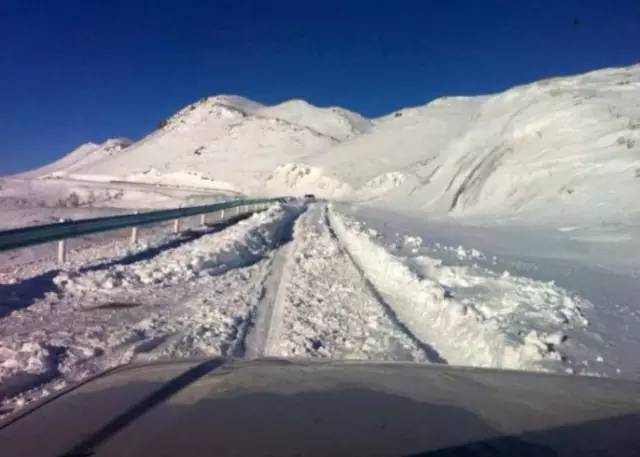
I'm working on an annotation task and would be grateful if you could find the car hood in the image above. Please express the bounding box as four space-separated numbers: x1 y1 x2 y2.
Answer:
1 358 639 456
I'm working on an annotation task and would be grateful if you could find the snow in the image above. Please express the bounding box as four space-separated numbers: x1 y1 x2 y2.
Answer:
264 163 354 198
53 204 296 304
17 138 132 180
273 65 640 226
0 197 633 417
257 99 372 140
336 203 640 379
122 169 239 192
327 206 591 371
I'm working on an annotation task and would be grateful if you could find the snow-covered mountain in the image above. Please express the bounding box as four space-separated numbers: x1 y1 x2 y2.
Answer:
29 64 640 224
257 99 372 140
269 65 640 224
18 138 132 179
57 95 372 194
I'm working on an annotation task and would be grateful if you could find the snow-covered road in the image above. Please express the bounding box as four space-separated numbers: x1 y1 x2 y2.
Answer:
250 203 433 362
0 201 606 417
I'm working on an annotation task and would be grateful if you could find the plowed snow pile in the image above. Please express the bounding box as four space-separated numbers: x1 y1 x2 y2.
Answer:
328 206 592 371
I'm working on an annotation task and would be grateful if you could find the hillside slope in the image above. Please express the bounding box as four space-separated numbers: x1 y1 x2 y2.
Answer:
24 64 640 224
68 96 371 193
17 138 132 179
268 65 640 224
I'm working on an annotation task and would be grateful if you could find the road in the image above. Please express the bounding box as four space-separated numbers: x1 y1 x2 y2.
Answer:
0 200 601 417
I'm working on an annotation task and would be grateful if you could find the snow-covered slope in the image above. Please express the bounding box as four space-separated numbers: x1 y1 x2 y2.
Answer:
257 99 371 140
17 138 132 179
263 96 487 199
67 96 370 193
273 65 640 224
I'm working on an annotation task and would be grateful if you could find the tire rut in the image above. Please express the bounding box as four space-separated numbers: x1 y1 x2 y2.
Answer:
323 205 447 364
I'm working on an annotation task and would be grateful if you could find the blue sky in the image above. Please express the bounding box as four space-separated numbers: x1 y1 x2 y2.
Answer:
1 0 639 174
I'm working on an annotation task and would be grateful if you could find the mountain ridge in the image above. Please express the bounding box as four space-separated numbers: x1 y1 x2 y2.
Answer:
23 63 640 224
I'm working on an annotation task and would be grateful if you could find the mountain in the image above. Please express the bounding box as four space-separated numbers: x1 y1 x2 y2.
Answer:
257 99 371 140
29 64 640 224
63 95 370 193
269 65 640 224
17 138 132 179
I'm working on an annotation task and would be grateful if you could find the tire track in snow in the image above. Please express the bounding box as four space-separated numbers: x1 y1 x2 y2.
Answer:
257 202 432 362
244 236 296 358
323 207 447 364
235 204 306 358
325 206 594 371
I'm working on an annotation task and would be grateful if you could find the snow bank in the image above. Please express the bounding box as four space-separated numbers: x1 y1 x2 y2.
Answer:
328 206 592 371
0 341 60 403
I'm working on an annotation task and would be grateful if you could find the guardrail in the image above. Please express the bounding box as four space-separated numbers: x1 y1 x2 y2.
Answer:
0 197 281 263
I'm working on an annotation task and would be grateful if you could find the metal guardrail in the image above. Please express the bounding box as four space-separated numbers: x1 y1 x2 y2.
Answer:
0 198 282 261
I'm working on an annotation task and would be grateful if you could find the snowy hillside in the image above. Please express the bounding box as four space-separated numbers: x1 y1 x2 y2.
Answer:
24 64 639 226
276 65 640 224
258 99 371 140
17 138 132 179
63 95 371 193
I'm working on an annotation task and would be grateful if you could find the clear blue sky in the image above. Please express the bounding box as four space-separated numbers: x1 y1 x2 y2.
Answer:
1 0 639 174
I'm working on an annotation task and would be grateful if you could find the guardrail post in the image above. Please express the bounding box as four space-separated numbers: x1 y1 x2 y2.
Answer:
130 211 140 244
57 239 66 264
57 218 66 264
220 209 225 222
200 214 207 227
173 218 181 234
